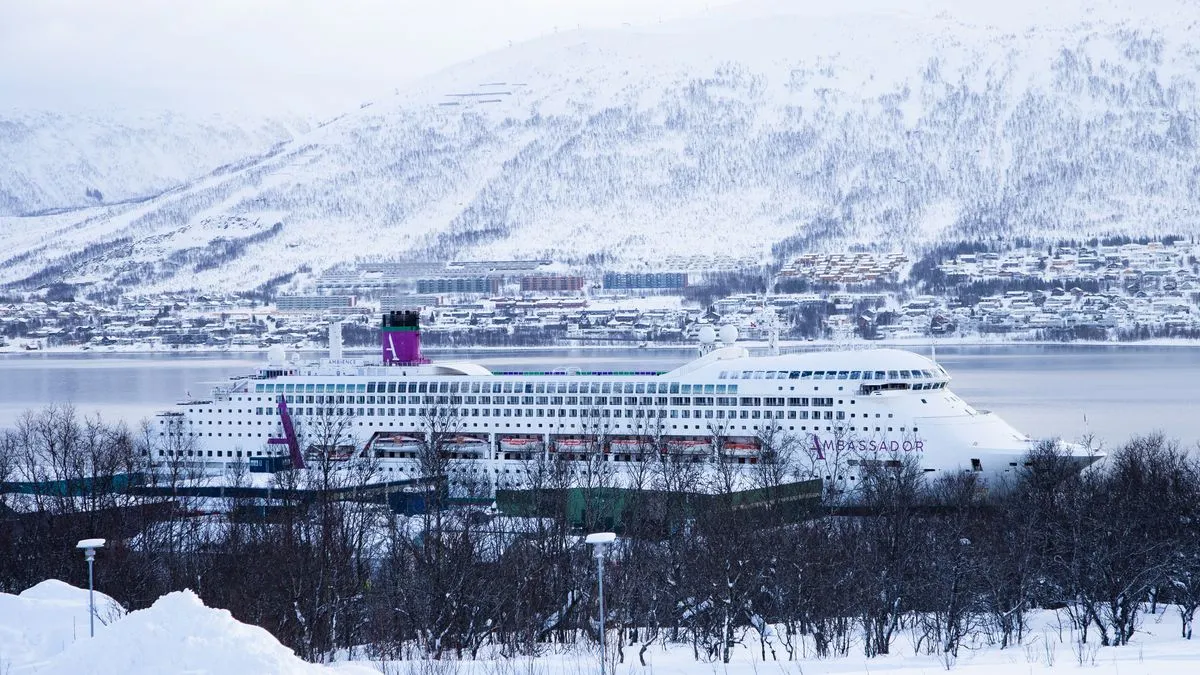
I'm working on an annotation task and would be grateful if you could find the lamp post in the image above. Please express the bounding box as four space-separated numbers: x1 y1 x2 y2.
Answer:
75 539 106 637
585 532 616 675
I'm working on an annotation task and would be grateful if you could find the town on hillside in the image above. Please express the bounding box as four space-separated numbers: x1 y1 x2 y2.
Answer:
3 237 1199 352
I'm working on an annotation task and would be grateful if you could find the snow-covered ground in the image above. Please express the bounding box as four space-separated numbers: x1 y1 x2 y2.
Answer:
1 581 374 675
0 580 125 669
3 579 1197 674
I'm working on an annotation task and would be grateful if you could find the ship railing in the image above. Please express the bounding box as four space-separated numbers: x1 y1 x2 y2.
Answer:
211 384 243 399
858 382 910 395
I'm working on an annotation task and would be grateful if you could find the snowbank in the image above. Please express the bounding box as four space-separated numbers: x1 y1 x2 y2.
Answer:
28 589 376 675
0 579 125 669
6 579 1198 675
373 608 1197 675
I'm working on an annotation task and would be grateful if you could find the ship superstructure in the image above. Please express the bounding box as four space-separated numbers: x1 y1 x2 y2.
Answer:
154 312 1099 493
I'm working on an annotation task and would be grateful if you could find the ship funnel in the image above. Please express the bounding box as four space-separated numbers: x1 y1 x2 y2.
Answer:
329 321 343 360
381 310 427 365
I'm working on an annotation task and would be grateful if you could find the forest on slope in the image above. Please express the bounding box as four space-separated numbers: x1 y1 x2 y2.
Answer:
2 1 1198 295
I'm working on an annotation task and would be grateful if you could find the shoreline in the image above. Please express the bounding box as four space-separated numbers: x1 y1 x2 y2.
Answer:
4 335 1200 358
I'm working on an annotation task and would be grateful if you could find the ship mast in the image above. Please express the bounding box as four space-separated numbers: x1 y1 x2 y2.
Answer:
762 260 781 356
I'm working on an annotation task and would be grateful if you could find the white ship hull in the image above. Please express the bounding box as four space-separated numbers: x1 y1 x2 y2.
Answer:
153 314 1101 495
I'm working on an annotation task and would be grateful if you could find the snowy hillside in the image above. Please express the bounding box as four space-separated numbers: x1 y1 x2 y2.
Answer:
3 0 1199 294
0 109 310 216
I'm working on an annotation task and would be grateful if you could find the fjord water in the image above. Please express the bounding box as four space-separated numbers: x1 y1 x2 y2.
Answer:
1 345 1198 449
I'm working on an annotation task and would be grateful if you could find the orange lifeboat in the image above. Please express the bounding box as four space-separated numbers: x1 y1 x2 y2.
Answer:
500 437 537 449
722 440 760 456
666 439 711 454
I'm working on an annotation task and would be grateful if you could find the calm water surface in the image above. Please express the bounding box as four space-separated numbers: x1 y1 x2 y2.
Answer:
1 345 1198 449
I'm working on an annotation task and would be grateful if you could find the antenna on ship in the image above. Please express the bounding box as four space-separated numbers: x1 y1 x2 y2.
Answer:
931 344 937 365
766 305 781 356
328 321 344 361
761 259 781 356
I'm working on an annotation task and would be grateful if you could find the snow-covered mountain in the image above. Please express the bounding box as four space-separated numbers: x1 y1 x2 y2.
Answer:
0 109 311 216
3 0 1199 294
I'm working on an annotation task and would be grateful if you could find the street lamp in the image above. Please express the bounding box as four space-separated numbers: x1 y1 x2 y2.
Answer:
585 532 616 675
75 538 106 637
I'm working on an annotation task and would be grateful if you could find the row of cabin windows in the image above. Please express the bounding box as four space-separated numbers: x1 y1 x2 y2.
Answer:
159 420 912 441
164 421 911 438
249 376 947 399
235 406 884 421
720 368 946 381
177 402 898 421
202 394 842 410
255 380 741 395
232 376 944 408
158 449 283 458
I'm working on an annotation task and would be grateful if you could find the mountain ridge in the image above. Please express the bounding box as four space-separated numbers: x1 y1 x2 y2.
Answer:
0 109 312 217
2 0 1198 295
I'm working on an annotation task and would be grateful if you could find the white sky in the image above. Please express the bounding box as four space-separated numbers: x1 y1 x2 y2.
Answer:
0 0 736 116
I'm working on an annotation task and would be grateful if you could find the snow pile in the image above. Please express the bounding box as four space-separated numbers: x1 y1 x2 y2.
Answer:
4 578 1199 675
0 579 125 669
27 589 373 675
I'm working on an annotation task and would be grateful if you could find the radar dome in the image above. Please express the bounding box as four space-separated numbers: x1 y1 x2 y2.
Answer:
719 325 739 344
267 345 286 366
698 326 717 344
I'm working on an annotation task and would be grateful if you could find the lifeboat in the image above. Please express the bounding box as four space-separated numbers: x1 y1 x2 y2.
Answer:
367 433 423 459
500 436 541 451
444 435 488 459
666 439 711 454
549 438 592 460
373 433 422 450
722 440 760 456
609 438 644 453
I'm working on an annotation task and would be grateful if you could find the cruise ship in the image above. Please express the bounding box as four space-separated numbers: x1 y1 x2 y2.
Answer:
153 311 1100 493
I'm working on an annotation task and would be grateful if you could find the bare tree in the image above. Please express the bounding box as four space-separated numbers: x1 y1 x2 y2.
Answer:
624 409 666 491
751 422 798 491
785 517 859 659
141 417 205 491
1088 435 1187 646
14 404 84 514
704 417 739 496
0 429 15 511
572 419 618 533
416 404 467 500
977 473 1041 649
856 454 927 657
916 473 987 661
0 429 19 592
795 422 861 505
1166 448 1200 639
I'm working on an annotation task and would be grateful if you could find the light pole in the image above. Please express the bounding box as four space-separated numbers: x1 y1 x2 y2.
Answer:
585 532 616 675
75 539 106 637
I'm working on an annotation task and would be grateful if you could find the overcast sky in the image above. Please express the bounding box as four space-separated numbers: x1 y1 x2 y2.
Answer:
0 0 736 116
